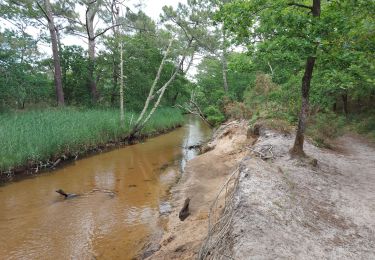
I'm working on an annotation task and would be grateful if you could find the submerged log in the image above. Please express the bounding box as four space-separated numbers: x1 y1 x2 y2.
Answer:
179 198 190 221
56 189 78 199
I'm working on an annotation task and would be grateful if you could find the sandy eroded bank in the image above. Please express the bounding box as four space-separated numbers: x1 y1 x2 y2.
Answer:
147 120 252 259
147 122 375 260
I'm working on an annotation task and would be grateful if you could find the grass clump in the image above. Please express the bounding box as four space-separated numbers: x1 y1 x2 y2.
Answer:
0 107 184 171
204 105 225 126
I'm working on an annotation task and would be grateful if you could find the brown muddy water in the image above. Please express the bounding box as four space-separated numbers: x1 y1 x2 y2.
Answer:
0 116 211 260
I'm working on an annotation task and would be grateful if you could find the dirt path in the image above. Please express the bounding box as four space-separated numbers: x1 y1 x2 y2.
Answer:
222 130 375 259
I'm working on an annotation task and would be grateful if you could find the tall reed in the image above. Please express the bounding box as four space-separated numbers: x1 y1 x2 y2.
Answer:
0 107 183 171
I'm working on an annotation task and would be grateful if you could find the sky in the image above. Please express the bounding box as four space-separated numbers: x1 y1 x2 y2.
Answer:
137 0 187 20
62 0 187 47
0 0 187 50
1 0 198 76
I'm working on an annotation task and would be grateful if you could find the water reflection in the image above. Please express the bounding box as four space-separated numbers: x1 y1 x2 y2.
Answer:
0 116 211 259
180 116 210 171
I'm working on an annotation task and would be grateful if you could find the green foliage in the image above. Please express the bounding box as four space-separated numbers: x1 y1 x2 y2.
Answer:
204 105 225 126
306 112 345 147
98 32 191 110
0 29 52 108
61 45 90 105
1 5 193 109
348 110 375 140
194 53 255 122
221 0 374 110
0 107 184 171
224 101 252 120
243 72 297 122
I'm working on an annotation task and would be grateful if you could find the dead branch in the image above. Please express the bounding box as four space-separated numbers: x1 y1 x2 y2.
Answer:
287 2 312 10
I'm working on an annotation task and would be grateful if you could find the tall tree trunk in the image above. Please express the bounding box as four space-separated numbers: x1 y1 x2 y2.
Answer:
290 57 316 156
111 55 118 105
120 41 124 124
290 0 320 156
110 1 119 107
88 40 98 102
44 0 64 106
55 26 62 57
56 26 67 91
221 28 229 93
86 6 99 103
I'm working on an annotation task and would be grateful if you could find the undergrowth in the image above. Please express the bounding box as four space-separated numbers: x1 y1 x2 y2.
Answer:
347 110 375 140
243 72 371 147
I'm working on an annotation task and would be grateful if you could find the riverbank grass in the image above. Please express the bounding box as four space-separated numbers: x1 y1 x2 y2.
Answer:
0 107 184 171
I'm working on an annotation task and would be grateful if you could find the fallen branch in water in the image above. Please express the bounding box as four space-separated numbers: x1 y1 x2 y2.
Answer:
51 158 61 169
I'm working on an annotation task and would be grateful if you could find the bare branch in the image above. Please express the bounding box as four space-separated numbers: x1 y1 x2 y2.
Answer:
287 2 312 10
36 1 50 22
67 31 89 39
61 16 85 26
93 23 121 39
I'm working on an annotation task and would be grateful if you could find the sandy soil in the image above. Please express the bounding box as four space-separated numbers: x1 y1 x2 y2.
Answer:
225 130 375 259
146 122 375 259
147 120 253 259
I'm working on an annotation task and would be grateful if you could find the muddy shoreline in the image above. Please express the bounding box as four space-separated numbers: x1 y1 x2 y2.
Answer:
0 124 182 185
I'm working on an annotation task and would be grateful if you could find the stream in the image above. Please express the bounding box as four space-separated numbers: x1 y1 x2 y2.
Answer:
0 116 211 259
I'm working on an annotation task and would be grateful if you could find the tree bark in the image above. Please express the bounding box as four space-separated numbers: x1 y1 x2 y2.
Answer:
110 1 120 108
86 4 99 103
111 55 118 105
120 41 124 124
44 0 64 106
290 57 316 156
138 47 195 132
129 39 195 137
221 28 229 93
290 0 320 156
134 38 174 128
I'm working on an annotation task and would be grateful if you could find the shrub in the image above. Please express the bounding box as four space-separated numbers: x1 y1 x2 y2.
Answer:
348 109 375 140
204 105 225 126
306 112 345 147
224 101 252 119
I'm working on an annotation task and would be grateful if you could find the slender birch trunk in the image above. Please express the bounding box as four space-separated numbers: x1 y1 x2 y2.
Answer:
129 38 195 137
134 38 174 127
